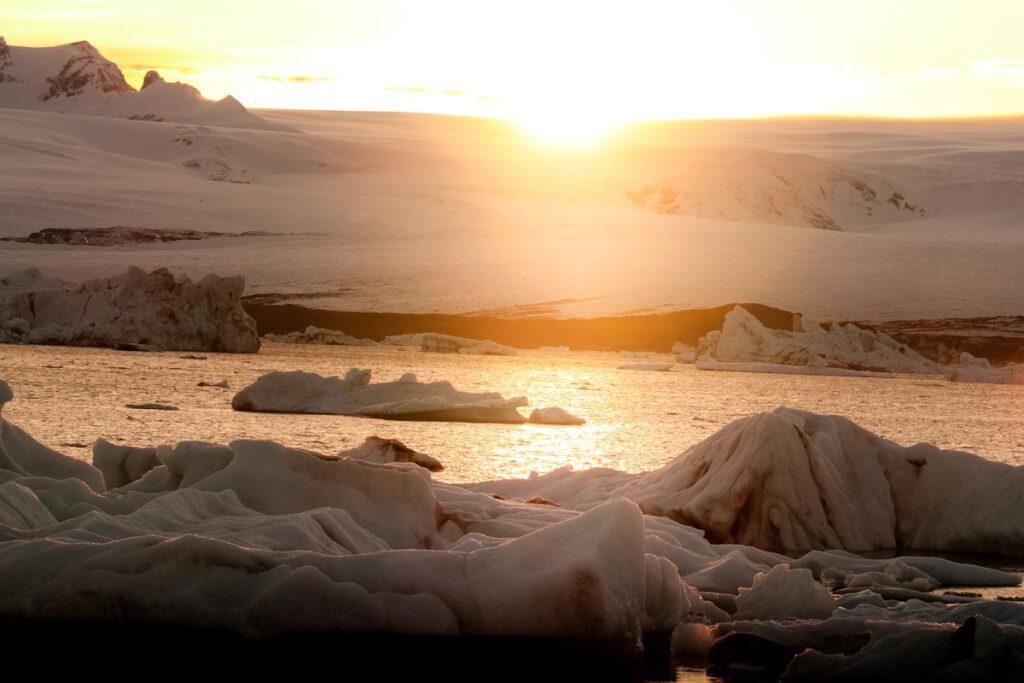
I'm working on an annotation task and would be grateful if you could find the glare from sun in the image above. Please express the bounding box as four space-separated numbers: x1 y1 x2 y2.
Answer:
512 108 623 148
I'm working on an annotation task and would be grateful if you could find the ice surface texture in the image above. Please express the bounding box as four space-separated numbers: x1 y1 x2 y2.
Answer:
0 266 259 352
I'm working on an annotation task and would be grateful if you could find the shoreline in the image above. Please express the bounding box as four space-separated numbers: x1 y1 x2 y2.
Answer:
244 301 1024 363
243 302 797 353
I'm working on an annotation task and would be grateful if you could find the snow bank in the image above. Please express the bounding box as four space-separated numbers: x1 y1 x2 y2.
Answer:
696 306 942 376
264 325 378 347
470 407 1024 556
528 407 586 425
384 332 517 356
950 352 1024 385
232 369 529 423
0 266 259 353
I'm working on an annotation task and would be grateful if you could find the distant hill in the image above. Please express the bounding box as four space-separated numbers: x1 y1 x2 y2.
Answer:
0 37 288 131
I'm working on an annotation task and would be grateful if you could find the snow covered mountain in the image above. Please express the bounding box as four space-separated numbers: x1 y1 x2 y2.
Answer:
0 37 285 131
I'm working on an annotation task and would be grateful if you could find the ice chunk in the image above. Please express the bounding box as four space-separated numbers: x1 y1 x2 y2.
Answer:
672 342 697 363
0 266 259 353
232 369 529 424
949 352 1024 384
528 407 586 425
697 305 942 376
734 565 835 621
383 332 517 356
264 325 378 346
340 436 444 472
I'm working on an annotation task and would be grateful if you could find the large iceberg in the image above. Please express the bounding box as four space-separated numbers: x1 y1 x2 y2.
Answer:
2 376 1024 677
696 305 942 376
384 332 518 356
470 407 1024 556
232 368 530 423
0 266 259 353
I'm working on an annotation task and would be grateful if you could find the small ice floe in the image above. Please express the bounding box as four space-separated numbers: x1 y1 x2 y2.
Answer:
125 403 179 411
383 332 517 356
949 352 1024 385
264 325 378 347
528 407 586 425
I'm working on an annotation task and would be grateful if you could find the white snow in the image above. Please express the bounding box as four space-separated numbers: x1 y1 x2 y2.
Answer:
0 266 259 352
384 332 517 356
232 368 530 423
696 306 943 376
0 39 284 131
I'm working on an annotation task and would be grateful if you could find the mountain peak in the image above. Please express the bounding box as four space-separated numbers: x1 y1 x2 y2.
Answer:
141 70 165 90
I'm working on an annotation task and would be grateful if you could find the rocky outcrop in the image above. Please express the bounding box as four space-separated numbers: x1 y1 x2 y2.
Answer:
0 226 288 246
42 40 133 100
0 266 260 353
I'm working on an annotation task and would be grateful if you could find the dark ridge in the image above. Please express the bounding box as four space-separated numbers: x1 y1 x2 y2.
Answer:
849 316 1024 365
244 302 797 352
0 227 318 246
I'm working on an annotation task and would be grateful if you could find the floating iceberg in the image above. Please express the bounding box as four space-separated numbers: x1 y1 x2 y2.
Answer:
232 368 530 424
264 325 378 347
383 332 518 356
469 407 1024 556
0 266 259 353
672 342 697 364
528 407 586 425
696 306 942 376
950 352 1024 385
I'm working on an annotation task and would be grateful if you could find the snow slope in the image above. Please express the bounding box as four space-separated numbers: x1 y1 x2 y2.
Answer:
0 38 284 131
0 43 1022 321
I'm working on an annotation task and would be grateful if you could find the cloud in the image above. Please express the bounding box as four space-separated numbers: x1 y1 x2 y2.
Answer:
918 66 962 79
972 59 1024 79
130 64 200 74
258 74 331 83
384 86 468 97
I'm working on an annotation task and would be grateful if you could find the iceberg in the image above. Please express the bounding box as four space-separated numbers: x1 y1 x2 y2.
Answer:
3 376 1024 678
950 352 1024 385
469 407 1024 556
264 325 378 347
232 368 530 424
696 305 942 376
0 266 259 353
383 332 518 356
528 407 586 425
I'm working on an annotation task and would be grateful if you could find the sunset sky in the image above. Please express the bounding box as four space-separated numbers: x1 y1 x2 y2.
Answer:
4 0 1024 132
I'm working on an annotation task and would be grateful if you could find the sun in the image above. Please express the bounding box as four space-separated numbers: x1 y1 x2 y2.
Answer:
511 107 624 148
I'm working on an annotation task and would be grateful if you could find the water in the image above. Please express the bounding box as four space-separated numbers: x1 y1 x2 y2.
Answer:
2 341 1022 483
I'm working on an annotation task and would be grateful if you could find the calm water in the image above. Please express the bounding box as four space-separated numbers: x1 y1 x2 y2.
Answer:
2 341 1022 482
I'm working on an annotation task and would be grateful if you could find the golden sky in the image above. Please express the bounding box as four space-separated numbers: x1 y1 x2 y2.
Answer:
5 0 1024 131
